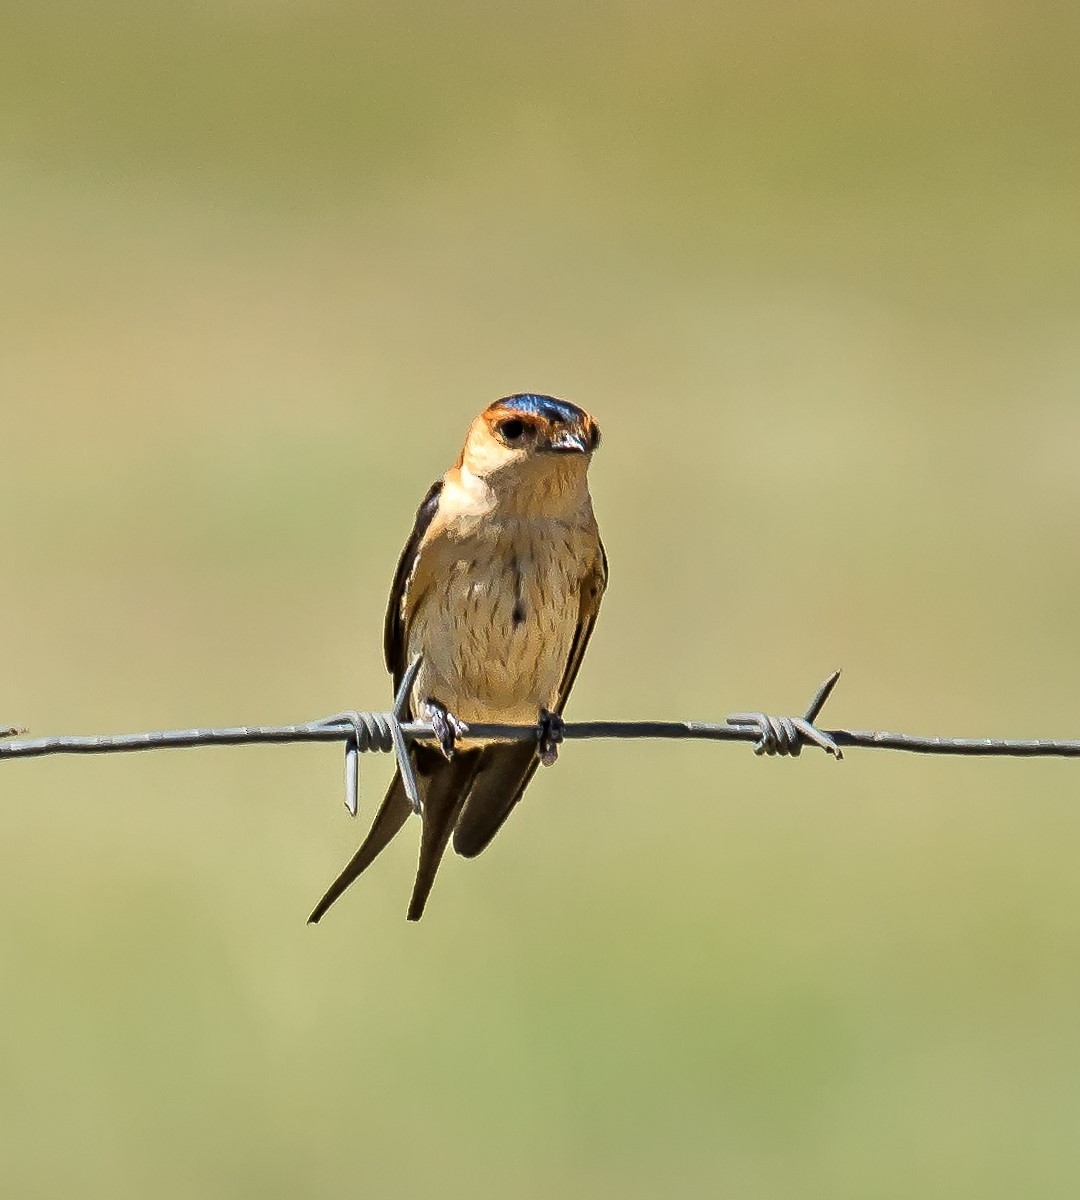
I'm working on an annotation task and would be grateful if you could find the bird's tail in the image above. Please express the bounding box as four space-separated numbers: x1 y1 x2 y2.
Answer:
406 751 483 921
307 771 413 924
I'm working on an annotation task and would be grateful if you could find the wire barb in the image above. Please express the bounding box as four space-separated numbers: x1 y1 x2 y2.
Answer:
390 657 425 815
726 670 844 760
312 655 424 817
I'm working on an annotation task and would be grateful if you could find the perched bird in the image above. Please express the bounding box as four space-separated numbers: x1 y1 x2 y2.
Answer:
309 393 606 923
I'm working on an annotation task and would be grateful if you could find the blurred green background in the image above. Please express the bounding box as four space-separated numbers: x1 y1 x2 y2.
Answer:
3 1 1080 1195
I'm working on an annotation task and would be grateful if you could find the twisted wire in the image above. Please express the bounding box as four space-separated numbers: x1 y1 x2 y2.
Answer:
314 711 396 754
2 667 1080 768
7 668 1080 816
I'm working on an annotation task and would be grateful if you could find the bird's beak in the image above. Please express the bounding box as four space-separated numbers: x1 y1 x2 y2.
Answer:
547 428 590 454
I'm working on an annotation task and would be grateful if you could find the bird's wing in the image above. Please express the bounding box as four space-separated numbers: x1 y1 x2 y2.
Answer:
551 535 608 718
449 741 539 860
383 479 444 691
453 537 608 859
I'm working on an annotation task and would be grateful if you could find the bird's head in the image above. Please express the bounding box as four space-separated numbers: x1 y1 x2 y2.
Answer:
460 394 601 489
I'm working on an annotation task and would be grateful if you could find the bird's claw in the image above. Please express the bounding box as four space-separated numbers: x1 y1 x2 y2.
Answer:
424 697 468 760
0 725 23 739
538 708 564 767
726 669 844 761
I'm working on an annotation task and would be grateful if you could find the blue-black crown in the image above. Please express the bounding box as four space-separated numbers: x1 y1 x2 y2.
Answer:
497 393 587 426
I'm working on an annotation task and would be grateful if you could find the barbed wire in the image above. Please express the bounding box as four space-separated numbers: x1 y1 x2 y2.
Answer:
4 665 1080 817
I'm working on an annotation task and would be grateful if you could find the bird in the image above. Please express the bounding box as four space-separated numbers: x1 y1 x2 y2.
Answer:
308 393 607 923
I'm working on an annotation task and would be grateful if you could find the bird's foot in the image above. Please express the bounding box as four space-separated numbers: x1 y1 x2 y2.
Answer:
0 725 23 739
423 697 468 760
538 708 564 767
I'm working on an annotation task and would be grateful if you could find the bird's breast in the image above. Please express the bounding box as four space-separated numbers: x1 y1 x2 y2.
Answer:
407 518 591 725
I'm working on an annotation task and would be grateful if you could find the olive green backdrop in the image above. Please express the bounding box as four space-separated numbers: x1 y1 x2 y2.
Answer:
3 2 1080 1196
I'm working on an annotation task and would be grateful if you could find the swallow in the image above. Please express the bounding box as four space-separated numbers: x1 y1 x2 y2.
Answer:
309 393 606 922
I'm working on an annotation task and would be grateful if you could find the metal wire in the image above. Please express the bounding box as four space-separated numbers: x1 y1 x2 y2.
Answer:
5 668 1080 816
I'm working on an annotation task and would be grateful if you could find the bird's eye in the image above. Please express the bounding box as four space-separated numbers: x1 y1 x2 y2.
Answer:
497 418 530 443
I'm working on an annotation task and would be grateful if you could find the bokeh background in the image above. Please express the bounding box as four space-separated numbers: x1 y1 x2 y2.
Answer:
3 1 1080 1195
